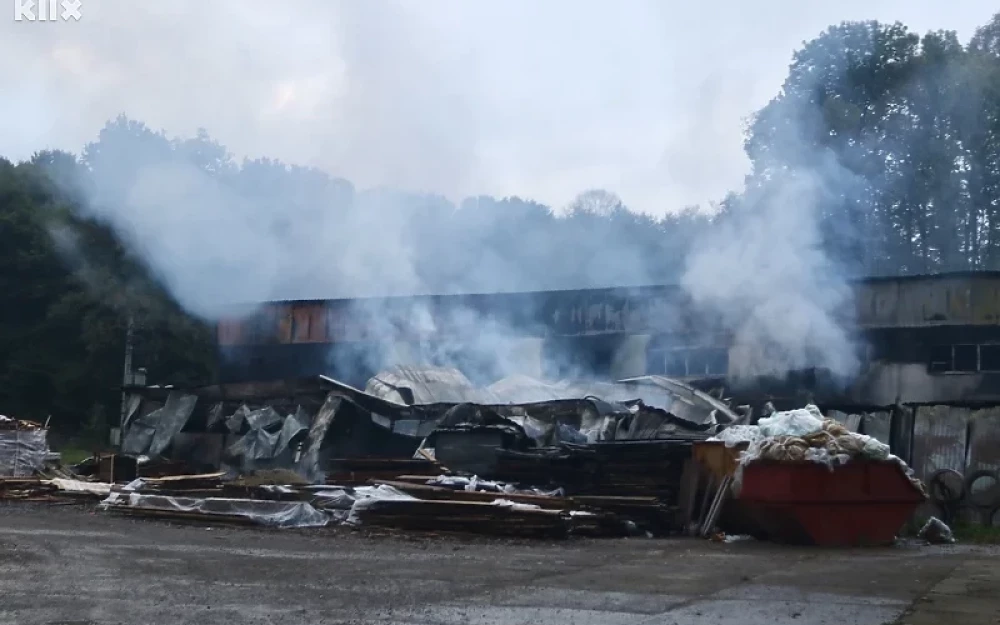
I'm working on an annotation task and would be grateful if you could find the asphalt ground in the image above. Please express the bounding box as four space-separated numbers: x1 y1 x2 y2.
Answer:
0 502 996 625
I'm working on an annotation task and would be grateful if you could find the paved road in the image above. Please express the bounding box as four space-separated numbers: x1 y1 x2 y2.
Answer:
0 503 995 625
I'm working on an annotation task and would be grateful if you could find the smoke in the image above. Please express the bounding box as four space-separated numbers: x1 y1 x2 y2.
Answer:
679 24 883 383
41 19 933 389
68 120 692 386
681 170 861 381
65 100 865 389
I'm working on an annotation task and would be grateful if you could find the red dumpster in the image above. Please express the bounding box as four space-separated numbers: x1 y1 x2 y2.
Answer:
737 460 926 547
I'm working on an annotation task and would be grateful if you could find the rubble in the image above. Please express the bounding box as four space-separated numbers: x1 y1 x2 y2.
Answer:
0 371 973 545
918 517 956 544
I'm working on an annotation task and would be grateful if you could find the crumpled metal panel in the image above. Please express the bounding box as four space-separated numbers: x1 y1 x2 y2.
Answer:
365 365 497 404
911 405 971 481
298 393 342 482
362 366 735 426
967 406 1000 474
228 406 311 470
274 407 310 457
121 392 197 457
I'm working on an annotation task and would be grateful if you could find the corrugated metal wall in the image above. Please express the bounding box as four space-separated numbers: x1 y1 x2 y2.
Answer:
911 405 971 480
967 407 1000 475
855 275 1000 328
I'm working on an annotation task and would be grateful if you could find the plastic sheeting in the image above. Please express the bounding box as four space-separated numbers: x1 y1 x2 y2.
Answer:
757 406 824 438
0 429 48 477
100 491 330 528
708 425 763 448
344 484 418 525
918 517 955 544
424 475 565 497
48 478 112 496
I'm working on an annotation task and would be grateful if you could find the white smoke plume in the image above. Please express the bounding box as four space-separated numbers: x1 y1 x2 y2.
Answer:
681 170 860 381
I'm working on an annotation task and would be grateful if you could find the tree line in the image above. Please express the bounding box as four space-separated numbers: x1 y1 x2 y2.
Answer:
1 13 998 435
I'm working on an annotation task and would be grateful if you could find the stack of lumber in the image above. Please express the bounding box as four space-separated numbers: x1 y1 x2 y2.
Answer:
351 498 571 538
326 458 445 485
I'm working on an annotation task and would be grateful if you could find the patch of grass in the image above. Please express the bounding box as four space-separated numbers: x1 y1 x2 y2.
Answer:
953 523 1000 545
53 446 92 466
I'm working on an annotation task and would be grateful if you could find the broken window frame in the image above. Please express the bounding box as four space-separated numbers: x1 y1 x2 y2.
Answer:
646 345 729 378
927 343 1000 374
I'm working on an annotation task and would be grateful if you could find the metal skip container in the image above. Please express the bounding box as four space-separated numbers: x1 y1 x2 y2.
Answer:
737 460 927 547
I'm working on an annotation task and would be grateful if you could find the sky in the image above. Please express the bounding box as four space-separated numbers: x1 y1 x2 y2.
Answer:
1 0 996 217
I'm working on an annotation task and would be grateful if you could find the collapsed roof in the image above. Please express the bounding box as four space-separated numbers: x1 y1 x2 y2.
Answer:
364 365 739 426
120 366 742 480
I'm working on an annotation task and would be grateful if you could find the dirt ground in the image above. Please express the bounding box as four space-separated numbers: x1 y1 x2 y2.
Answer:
0 502 996 625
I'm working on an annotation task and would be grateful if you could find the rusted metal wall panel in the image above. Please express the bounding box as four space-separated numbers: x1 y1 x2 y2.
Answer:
275 305 293 343
307 304 327 342
216 319 245 346
292 306 311 343
911 405 971 481
287 303 328 344
967 406 1000 474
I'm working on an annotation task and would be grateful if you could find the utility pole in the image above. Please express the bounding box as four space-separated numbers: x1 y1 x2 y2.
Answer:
119 314 135 434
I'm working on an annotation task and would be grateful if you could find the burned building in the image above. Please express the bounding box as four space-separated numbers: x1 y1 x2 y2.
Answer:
215 271 1000 407
109 272 1000 531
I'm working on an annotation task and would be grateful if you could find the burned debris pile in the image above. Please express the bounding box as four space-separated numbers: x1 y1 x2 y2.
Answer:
1 366 952 545
23 366 738 538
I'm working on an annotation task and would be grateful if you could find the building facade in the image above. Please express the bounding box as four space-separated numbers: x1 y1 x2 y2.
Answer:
215 272 1000 407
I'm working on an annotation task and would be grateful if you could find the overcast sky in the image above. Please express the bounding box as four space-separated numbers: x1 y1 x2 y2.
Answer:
1 0 995 216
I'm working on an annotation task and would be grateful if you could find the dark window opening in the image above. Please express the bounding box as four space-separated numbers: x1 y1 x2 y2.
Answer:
928 345 952 373
928 343 1000 374
954 345 978 372
981 345 1000 371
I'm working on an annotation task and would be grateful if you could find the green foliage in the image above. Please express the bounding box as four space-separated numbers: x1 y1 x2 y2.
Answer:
0 152 214 435
746 16 1000 275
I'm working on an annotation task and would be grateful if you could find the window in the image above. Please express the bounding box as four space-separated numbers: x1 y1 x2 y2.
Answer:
954 345 978 372
928 344 1000 374
981 345 1000 371
647 346 728 378
929 345 952 373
